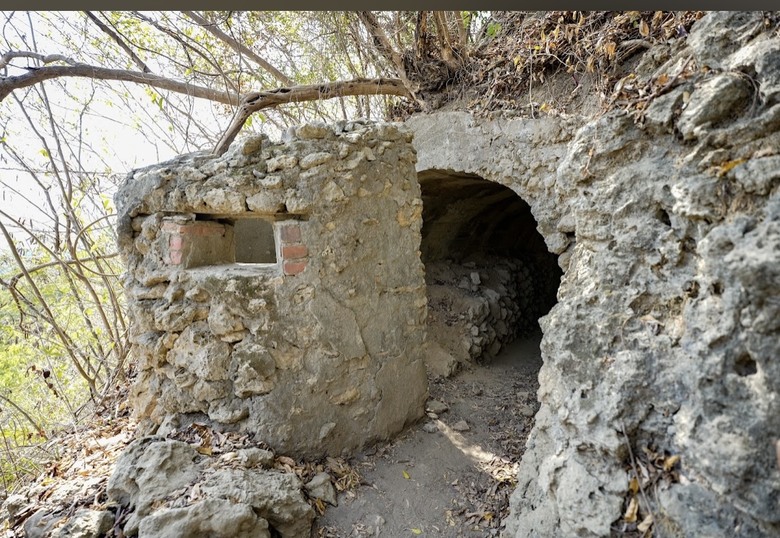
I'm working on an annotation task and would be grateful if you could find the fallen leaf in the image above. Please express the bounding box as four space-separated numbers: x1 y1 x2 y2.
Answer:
639 19 650 37
656 73 669 85
605 41 617 60
624 496 639 523
411 528 422 535
752 147 777 159
629 476 640 495
663 454 681 471
196 445 212 456
638 513 654 532
716 158 747 177
277 455 296 467
402 470 411 479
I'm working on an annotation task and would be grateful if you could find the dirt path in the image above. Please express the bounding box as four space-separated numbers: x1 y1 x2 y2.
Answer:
314 335 542 537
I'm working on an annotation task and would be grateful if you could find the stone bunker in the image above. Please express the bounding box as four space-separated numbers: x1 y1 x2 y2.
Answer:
115 122 429 457
114 14 780 534
419 170 561 373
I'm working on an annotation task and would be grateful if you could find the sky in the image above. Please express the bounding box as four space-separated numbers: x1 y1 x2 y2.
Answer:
0 12 237 247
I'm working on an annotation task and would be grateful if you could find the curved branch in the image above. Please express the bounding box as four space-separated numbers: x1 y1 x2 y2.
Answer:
214 77 409 156
0 394 45 438
183 11 294 87
0 61 239 104
0 50 74 70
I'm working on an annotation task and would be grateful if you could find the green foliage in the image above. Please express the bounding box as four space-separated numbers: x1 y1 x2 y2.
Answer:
486 21 503 38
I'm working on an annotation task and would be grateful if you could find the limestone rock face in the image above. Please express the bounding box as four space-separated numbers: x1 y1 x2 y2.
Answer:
409 11 780 536
115 121 428 457
106 437 313 538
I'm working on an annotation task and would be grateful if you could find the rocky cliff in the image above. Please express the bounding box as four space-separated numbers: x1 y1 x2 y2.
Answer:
412 11 779 537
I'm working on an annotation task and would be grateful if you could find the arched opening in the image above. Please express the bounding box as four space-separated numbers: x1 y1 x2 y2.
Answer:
419 170 561 373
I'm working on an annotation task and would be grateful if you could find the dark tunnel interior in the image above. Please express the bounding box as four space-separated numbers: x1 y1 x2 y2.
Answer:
418 170 562 363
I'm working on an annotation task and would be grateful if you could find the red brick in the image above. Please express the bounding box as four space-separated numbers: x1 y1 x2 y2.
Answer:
161 222 184 233
283 259 307 276
279 224 301 243
282 244 308 260
168 250 183 265
169 235 184 250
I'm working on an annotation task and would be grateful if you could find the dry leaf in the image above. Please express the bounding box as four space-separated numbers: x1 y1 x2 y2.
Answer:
402 469 411 479
638 513 654 533
752 147 777 159
639 19 650 37
277 455 296 467
411 528 423 535
656 73 669 85
605 41 617 59
629 476 640 495
624 496 639 523
196 445 212 456
716 158 747 177
663 454 681 471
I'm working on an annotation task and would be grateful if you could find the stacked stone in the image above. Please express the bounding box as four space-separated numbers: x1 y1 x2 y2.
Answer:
115 120 428 458
426 255 558 364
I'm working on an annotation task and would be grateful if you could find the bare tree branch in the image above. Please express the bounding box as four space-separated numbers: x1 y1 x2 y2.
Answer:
357 11 426 111
183 11 294 87
83 11 151 73
454 11 469 53
130 11 240 94
214 77 409 156
0 60 239 104
0 50 74 69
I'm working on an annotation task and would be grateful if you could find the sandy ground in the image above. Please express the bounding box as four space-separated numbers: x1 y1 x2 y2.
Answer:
314 334 543 537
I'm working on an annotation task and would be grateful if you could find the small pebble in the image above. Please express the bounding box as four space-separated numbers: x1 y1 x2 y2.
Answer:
452 420 470 432
422 422 439 434
426 399 449 414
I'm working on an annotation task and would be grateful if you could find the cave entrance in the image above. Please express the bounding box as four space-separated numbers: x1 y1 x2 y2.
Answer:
419 170 562 375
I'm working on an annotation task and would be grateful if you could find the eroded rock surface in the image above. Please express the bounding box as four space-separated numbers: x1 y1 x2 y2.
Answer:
411 11 780 537
106 437 313 538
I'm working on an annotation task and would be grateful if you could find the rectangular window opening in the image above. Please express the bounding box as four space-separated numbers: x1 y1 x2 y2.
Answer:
233 217 277 264
167 214 279 269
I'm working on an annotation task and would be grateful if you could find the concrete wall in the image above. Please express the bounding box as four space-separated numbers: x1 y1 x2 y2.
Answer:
115 121 428 457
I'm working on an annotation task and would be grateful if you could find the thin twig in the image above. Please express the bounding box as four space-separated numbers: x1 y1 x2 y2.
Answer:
620 421 655 523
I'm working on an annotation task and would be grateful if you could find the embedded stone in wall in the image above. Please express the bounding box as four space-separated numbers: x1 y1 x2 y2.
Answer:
115 120 428 457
